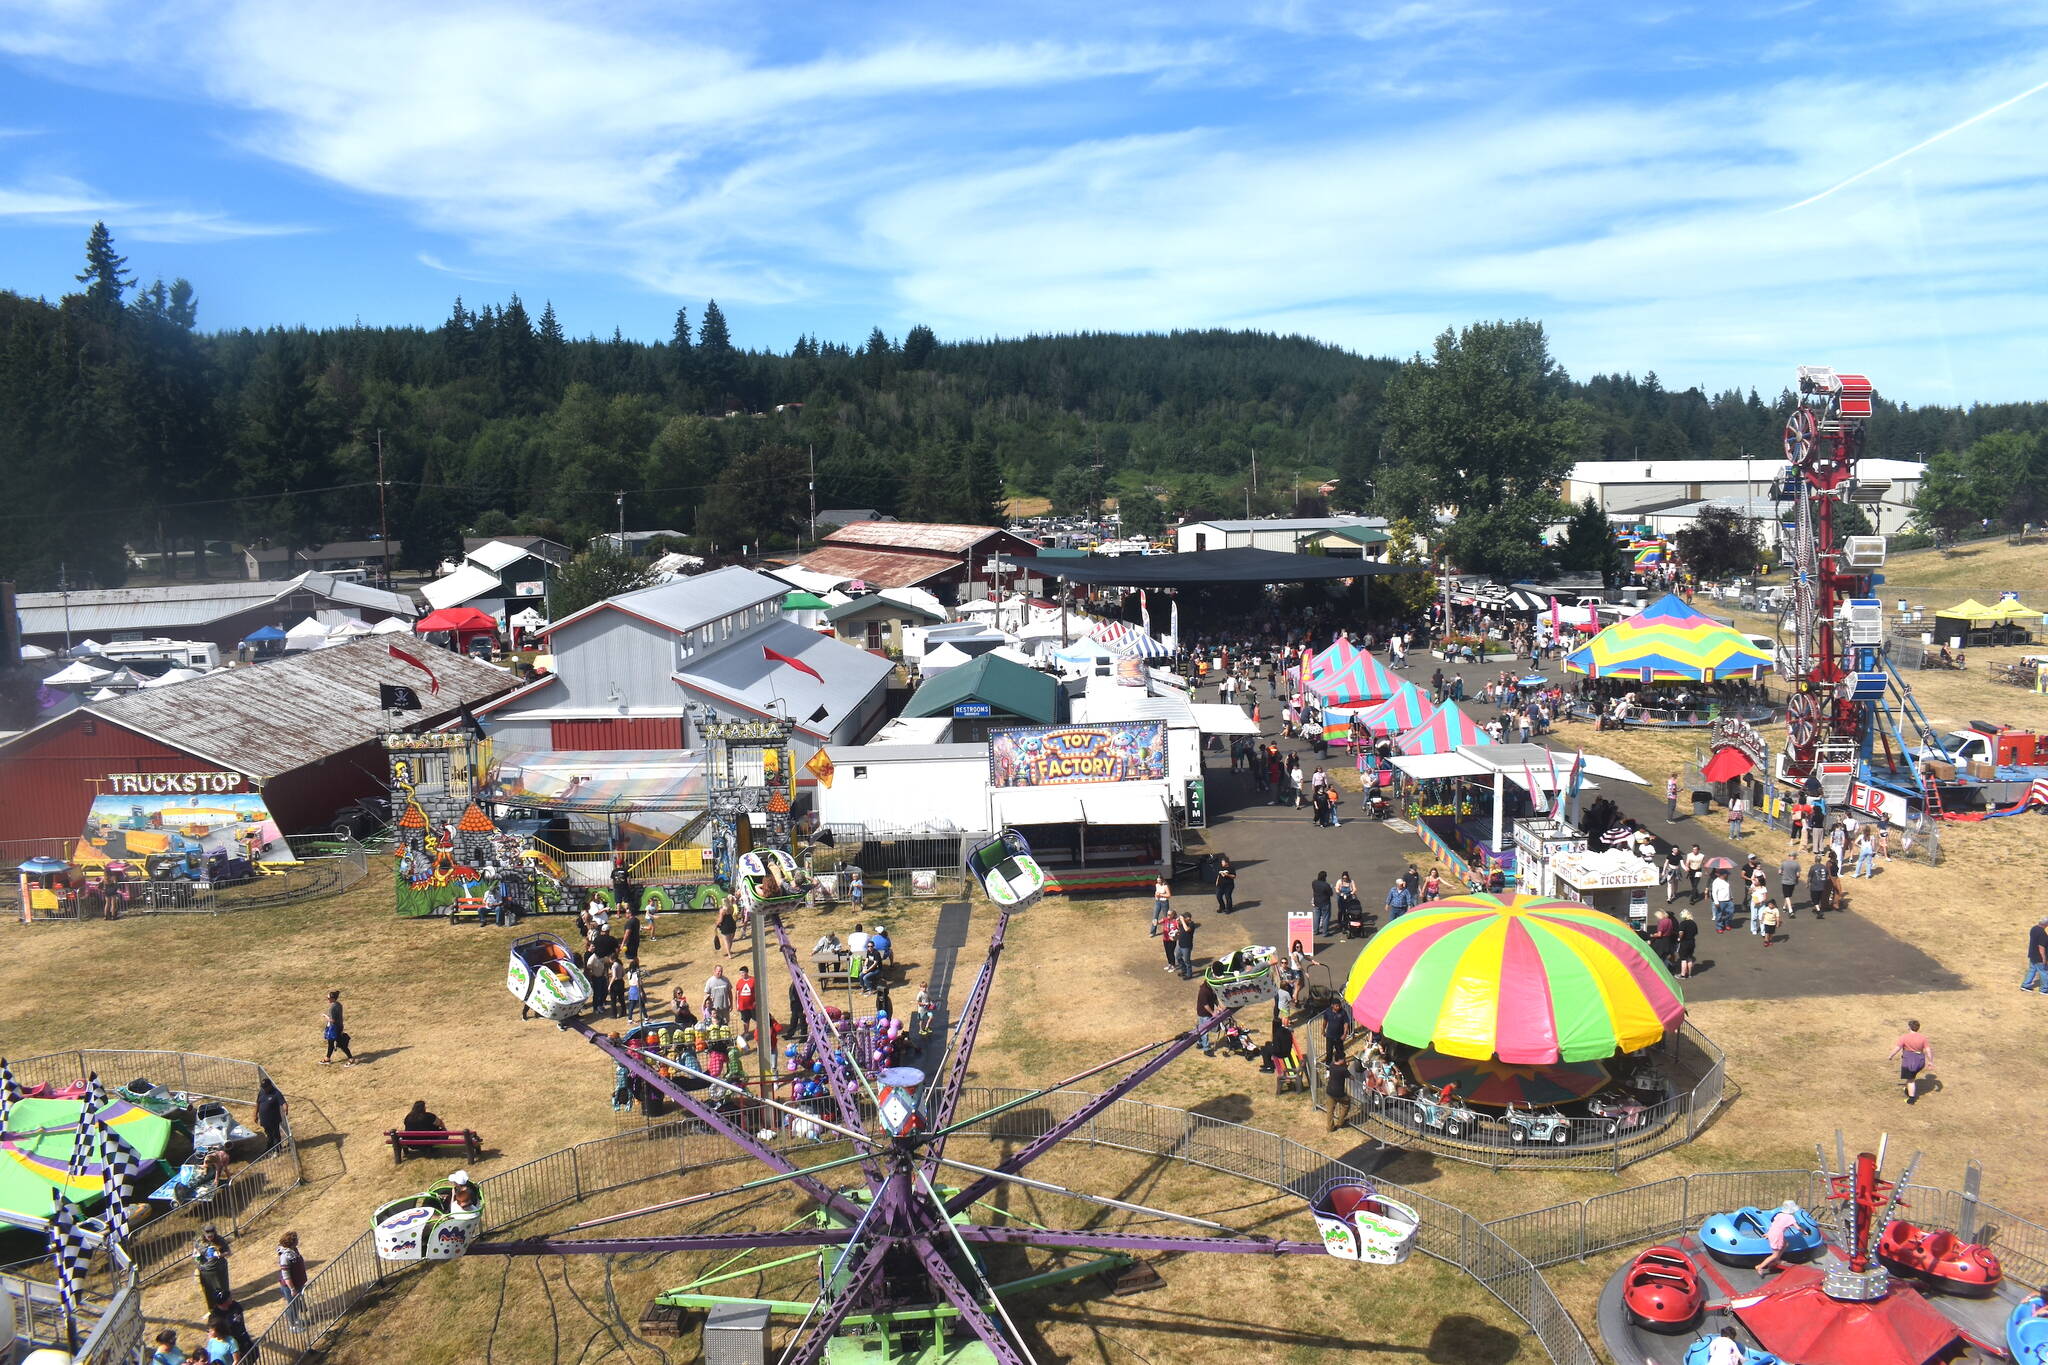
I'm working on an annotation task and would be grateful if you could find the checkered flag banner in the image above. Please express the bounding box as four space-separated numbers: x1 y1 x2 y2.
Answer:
47 1103 90 1344
83 1073 140 1261
0 1056 20 1133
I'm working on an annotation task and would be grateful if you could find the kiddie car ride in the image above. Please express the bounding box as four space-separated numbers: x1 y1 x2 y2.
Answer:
1877 1220 2003 1297
1697 1204 1823 1266
506 932 593 1021
966 828 1048 908
1620 1245 1705 1333
1202 945 1279 1007
374 1173 485 1262
2008 1294 2048 1365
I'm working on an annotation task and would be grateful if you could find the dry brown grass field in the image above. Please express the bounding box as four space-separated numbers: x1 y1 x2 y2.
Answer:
5 591 2048 1360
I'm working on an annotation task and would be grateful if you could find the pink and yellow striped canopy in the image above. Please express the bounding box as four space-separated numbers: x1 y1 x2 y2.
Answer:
1343 893 1684 1063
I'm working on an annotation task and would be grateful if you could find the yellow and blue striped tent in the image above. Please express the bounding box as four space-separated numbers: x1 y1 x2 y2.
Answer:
1563 593 1773 682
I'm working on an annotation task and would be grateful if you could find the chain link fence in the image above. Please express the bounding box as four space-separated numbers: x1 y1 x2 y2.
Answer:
5 834 371 920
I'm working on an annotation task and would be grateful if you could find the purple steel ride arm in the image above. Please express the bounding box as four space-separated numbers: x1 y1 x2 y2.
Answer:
576 1023 867 1223
907 1235 1033 1365
956 1225 1328 1256
780 1233 899 1365
919 904 1013 1179
943 1010 1234 1215
469 1229 853 1256
769 914 881 1148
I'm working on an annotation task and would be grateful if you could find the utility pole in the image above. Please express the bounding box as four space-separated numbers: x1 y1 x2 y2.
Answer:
59 562 72 654
807 445 816 548
376 429 391 588
614 491 626 551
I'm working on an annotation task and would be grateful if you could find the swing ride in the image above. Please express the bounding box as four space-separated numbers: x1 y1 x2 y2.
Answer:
374 900 1421 1363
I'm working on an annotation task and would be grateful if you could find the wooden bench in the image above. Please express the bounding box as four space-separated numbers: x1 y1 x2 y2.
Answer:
387 1128 483 1164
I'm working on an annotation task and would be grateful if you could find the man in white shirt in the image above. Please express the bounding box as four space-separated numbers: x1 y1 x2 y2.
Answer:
1706 1328 1746 1365
847 925 871 960
1709 872 1734 933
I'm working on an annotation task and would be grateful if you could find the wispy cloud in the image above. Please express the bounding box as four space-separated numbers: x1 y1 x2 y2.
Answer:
415 252 504 285
0 170 300 241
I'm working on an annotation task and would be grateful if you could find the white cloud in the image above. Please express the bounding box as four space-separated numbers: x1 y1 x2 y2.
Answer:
0 170 298 241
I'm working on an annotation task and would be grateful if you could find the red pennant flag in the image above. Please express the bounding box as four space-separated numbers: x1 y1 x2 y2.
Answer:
763 646 823 684
388 643 441 695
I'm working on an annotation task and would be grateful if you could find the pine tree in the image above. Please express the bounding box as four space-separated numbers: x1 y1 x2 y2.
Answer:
958 436 1005 525
697 300 737 410
901 324 937 371
75 222 131 320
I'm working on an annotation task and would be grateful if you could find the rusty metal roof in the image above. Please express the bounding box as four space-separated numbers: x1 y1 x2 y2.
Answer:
789 545 959 588
73 638 516 777
821 522 1004 554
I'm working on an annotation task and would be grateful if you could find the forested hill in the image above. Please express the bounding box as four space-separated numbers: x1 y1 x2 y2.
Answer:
2 224 2043 592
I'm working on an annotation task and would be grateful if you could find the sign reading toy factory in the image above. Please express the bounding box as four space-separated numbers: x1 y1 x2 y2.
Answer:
104 771 247 796
1708 716 1769 768
988 722 1169 788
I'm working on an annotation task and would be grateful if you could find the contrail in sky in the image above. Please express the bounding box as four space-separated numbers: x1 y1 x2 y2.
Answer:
1776 75 2048 213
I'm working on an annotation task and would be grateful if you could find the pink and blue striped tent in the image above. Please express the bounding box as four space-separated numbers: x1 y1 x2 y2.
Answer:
1395 699 1487 755
1353 683 1432 737
1307 648 1402 708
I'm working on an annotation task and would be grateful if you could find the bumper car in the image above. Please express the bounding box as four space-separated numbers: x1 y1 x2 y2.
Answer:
1683 1335 1778 1365
735 849 804 914
1622 1245 1705 1332
1698 1205 1823 1266
1877 1220 2003 1297
2009 1296 2048 1365
507 933 593 1021
374 1175 485 1262
967 829 1047 908
1202 945 1278 1008
1308 1179 1419 1265
190 1102 259 1151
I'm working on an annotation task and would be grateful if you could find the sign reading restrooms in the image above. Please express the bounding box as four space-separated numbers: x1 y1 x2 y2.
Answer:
988 722 1169 788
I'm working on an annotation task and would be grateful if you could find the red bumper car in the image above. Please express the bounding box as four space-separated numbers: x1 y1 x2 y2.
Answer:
1624 1245 1706 1332
1878 1221 2003 1298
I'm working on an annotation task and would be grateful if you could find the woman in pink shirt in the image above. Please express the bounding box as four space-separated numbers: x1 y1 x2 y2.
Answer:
1890 1020 1931 1105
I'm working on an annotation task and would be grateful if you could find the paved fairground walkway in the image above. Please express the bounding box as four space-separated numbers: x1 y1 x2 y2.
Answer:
1184 651 1962 1006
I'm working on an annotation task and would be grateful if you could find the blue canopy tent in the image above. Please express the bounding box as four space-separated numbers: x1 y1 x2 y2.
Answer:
241 626 287 643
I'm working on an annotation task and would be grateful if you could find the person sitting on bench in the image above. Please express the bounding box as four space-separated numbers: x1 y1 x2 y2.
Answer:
402 1100 446 1134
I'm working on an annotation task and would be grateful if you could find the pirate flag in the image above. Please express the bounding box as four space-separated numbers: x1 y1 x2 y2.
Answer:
380 683 424 711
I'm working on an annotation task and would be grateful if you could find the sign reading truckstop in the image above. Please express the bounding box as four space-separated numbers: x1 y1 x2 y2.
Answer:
987 721 1169 788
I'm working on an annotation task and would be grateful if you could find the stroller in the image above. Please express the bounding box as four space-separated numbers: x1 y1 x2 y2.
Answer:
1336 895 1377 940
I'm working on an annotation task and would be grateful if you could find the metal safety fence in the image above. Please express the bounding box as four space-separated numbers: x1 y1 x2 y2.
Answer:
6 834 371 921
1340 1021 1728 1172
5 1050 303 1287
813 823 969 904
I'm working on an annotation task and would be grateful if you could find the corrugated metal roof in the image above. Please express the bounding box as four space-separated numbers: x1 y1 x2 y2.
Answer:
68 638 516 777
465 540 541 572
247 540 393 563
790 545 957 588
673 617 893 736
16 573 414 636
1182 516 1388 533
551 566 786 638
822 522 1002 553
901 654 1061 724
422 563 503 610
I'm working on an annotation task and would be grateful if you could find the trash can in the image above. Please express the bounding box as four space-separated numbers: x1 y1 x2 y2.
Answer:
1691 790 1712 818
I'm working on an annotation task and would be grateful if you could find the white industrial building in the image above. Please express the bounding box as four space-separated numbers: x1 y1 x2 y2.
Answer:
1563 459 1926 525
1173 515 1389 554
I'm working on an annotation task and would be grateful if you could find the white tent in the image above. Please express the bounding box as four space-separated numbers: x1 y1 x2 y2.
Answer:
371 616 412 635
19 644 53 660
920 642 978 676
326 617 375 639
45 660 112 686
89 687 120 701
509 607 547 632
142 667 204 688
955 597 998 617
284 616 331 651
70 639 106 657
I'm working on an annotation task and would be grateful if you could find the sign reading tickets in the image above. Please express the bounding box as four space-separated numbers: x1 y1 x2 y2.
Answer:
988 722 1169 788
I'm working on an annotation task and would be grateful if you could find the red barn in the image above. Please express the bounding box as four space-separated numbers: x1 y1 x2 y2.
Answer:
0 639 516 847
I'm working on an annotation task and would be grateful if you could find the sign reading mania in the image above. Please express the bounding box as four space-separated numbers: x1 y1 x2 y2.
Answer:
988 722 1169 788
104 771 247 795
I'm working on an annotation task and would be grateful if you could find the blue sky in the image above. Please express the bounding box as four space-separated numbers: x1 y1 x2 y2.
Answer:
3 0 2046 402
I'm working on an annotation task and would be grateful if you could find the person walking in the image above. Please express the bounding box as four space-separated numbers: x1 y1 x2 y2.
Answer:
1726 793 1746 840
1662 850 1683 904
1173 909 1197 980
712 892 738 959
1674 910 1698 978
194 1225 231 1312
320 990 354 1065
1748 884 1769 937
2024 916 2048 993
1890 1020 1932 1104
1159 909 1182 972
1778 849 1801 916
1649 908 1677 968
1212 854 1236 914
1152 875 1173 935
1666 772 1681 821
276 1231 308 1331
1709 870 1734 933
1385 877 1413 922
1311 870 1334 936
1325 1056 1354 1132
1759 899 1782 947
255 1077 288 1152
1685 845 1706 902
1807 854 1831 919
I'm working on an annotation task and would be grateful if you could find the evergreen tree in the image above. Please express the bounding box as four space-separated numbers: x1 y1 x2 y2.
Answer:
549 545 654 618
75 221 131 320
901 324 937 371
1555 495 1622 585
697 299 737 409
957 436 1006 525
